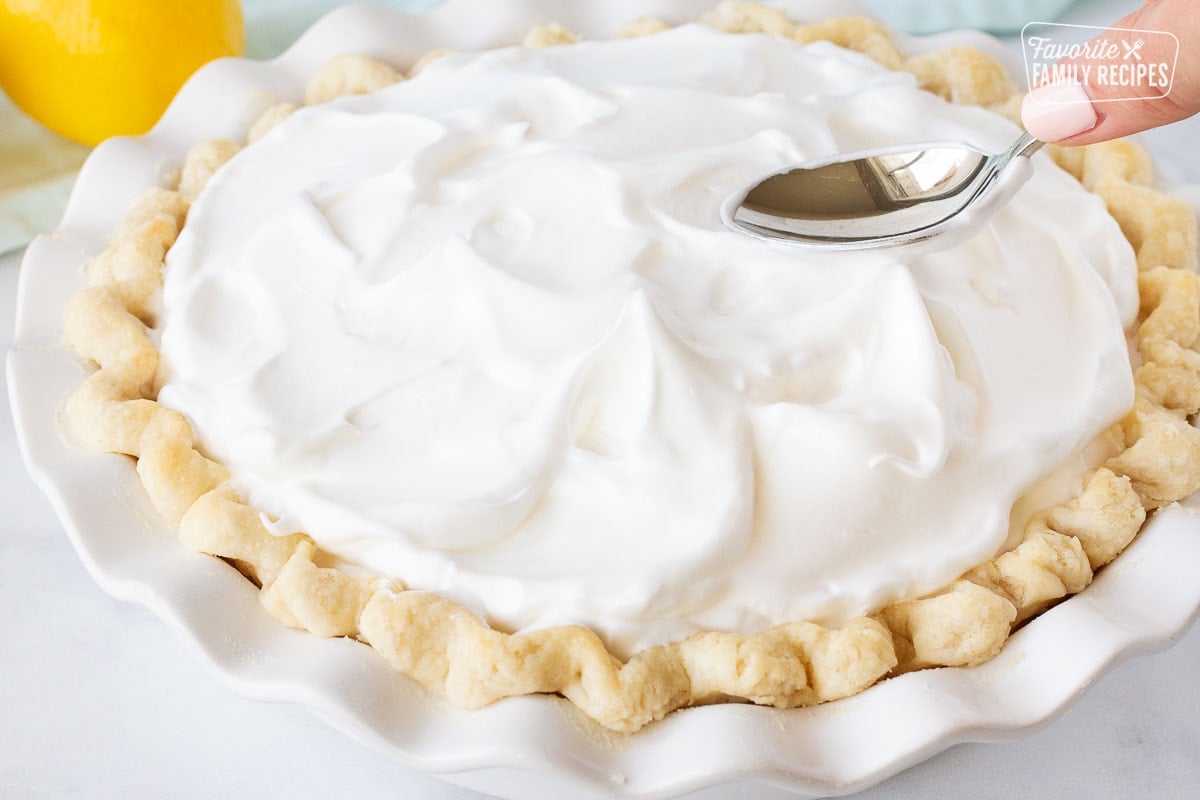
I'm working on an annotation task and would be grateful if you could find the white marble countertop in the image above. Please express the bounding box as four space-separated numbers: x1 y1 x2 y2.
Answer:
3 1 1199 797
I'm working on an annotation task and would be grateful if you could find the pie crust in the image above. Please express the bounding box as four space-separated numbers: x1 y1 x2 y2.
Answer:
61 1 1200 732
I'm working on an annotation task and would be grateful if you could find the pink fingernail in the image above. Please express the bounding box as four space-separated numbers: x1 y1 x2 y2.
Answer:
1021 83 1098 142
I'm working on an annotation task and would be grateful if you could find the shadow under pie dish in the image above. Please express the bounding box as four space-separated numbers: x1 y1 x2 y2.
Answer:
12 0 1200 795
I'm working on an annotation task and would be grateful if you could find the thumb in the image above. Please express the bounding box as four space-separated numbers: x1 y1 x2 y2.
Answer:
1020 0 1200 145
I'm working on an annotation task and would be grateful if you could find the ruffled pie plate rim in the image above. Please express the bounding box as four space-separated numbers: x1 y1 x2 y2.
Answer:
8 1 1200 797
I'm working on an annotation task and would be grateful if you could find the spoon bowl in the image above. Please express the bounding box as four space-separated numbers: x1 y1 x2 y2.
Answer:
725 131 1044 250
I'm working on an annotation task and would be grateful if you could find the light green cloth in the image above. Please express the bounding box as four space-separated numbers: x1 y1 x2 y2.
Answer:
0 0 442 255
244 0 443 59
0 92 89 255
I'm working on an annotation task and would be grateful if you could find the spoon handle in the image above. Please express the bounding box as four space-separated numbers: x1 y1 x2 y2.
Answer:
1009 131 1045 159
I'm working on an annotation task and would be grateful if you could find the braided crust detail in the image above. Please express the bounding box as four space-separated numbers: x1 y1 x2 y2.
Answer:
61 2 1200 731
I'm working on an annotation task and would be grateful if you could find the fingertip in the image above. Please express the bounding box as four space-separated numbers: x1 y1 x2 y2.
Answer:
1021 83 1099 142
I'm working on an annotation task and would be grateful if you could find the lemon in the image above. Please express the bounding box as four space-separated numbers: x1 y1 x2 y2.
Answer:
0 0 244 146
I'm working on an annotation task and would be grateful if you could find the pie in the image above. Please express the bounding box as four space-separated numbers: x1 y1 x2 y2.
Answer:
61 1 1200 732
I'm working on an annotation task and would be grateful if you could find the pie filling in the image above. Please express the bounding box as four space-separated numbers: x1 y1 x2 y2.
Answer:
154 25 1137 657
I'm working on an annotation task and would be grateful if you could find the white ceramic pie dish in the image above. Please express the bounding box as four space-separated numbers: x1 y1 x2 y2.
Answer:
8 1 1200 797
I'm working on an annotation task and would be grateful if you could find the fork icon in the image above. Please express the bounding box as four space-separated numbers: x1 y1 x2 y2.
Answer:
1122 38 1145 60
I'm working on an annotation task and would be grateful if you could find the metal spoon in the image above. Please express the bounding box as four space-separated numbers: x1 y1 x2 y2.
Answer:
723 131 1044 250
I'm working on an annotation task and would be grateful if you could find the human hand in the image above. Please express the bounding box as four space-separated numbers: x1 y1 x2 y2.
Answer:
1020 0 1198 145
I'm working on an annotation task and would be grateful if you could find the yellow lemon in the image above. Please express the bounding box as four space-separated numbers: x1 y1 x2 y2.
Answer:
0 0 244 146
